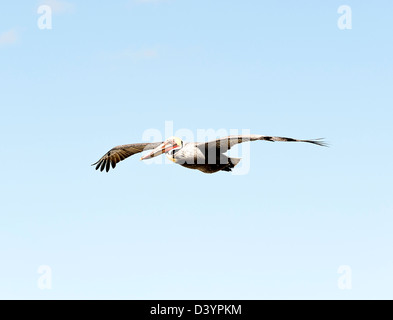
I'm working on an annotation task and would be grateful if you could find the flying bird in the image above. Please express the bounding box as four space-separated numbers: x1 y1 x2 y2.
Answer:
92 134 327 174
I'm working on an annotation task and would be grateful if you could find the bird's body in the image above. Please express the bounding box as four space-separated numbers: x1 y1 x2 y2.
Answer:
168 142 241 173
92 134 327 174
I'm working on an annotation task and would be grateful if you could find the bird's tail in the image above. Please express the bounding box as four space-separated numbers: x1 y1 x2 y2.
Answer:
229 157 241 168
221 157 241 172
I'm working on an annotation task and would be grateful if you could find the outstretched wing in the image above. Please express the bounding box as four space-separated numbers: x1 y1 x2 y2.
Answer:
197 134 327 153
92 142 164 172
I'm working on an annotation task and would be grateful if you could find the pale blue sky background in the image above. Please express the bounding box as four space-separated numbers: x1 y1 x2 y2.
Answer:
0 0 392 299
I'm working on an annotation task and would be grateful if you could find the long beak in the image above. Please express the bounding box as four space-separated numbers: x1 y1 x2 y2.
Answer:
140 141 177 160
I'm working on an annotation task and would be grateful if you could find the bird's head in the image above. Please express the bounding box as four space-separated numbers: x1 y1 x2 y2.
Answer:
140 136 183 160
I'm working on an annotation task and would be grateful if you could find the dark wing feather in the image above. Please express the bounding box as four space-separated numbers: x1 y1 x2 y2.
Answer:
197 135 327 153
92 142 163 172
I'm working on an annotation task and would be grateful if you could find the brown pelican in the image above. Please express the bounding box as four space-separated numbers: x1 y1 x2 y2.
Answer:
92 135 326 174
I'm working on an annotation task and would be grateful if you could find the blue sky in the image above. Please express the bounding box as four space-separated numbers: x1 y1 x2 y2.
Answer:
0 0 392 299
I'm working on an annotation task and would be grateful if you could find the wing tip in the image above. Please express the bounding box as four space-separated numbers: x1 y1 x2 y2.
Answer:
310 138 329 147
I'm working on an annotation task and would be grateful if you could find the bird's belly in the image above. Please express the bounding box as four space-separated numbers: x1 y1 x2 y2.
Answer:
173 146 231 173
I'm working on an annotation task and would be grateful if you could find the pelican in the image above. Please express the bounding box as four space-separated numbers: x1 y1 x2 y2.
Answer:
92 134 326 174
